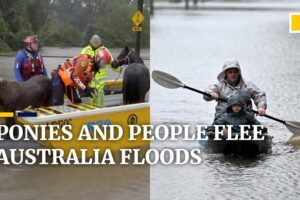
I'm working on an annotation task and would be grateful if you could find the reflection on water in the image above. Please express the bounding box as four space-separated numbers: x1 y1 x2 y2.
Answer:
0 47 150 81
0 165 149 200
151 8 300 200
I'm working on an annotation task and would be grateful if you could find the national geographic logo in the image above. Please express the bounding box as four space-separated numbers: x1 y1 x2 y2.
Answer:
127 114 138 125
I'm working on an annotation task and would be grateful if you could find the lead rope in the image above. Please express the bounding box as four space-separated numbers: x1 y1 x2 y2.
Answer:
104 66 125 92
65 86 74 104
106 51 132 89
98 50 131 93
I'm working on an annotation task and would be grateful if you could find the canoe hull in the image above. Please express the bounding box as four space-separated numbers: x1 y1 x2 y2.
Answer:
200 133 272 157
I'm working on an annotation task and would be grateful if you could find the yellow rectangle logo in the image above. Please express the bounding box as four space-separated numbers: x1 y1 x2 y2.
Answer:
0 112 14 118
290 13 300 33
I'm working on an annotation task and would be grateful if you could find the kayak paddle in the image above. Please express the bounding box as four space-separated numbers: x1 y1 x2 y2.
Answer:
152 70 300 137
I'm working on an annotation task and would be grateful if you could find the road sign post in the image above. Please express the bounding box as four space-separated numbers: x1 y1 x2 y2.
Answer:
132 0 144 56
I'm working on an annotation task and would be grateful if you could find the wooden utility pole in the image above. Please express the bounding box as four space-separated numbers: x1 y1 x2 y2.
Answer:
185 0 189 10
150 0 154 16
135 0 144 56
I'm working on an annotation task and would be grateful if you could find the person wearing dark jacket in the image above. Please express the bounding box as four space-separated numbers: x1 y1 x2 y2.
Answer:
213 88 253 123
212 93 264 133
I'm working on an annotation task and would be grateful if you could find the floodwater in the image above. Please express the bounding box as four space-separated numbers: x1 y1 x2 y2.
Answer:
0 165 149 200
151 7 300 200
0 47 150 81
0 48 150 200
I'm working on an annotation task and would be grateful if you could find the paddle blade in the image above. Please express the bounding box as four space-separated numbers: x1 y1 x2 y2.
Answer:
286 136 300 147
152 70 184 89
286 121 300 136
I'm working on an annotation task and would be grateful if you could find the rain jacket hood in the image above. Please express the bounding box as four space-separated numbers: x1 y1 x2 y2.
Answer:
203 60 267 117
233 88 251 103
213 91 263 133
226 94 244 113
217 59 243 83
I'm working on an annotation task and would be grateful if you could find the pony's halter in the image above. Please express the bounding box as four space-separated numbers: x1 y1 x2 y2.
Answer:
117 50 132 66
112 50 132 83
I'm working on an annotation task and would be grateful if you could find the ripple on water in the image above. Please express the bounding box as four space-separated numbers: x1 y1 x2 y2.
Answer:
151 8 300 200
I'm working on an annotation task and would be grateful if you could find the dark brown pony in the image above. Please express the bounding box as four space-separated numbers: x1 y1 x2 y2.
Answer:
117 47 150 104
0 75 52 125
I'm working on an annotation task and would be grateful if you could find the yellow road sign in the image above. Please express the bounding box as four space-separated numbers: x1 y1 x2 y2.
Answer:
132 26 142 32
132 10 144 27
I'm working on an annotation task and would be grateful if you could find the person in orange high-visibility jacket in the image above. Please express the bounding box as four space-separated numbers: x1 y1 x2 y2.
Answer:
51 49 112 106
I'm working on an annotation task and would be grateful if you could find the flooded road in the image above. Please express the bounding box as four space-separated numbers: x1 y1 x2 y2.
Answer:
0 47 150 81
0 165 149 200
0 47 150 200
151 8 300 200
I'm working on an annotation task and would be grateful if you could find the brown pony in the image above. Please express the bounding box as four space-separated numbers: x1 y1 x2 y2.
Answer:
117 47 150 104
0 75 52 125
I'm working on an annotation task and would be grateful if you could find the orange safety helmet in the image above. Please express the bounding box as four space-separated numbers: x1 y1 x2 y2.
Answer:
23 35 38 44
95 49 112 64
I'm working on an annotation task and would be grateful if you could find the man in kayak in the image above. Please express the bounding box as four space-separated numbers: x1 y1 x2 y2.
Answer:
203 60 267 118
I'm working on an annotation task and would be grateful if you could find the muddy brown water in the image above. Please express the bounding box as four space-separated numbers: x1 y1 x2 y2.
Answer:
0 47 150 200
151 8 300 200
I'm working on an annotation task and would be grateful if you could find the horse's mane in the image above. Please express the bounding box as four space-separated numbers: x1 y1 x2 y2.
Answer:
128 49 144 64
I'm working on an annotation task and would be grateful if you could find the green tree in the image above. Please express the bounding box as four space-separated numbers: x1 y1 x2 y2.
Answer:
0 0 150 51
88 0 150 48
